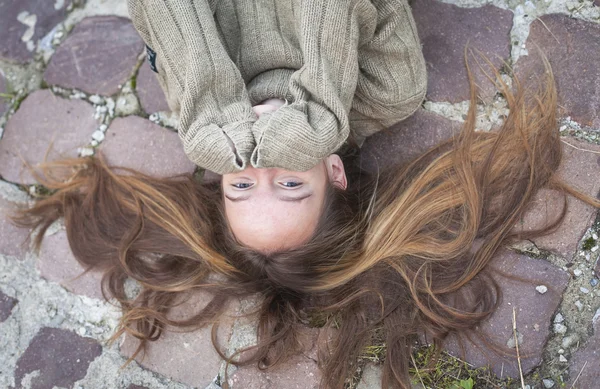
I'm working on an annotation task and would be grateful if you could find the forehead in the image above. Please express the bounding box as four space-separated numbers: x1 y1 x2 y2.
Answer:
224 194 323 252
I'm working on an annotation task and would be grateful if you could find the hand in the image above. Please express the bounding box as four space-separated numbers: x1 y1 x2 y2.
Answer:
252 98 286 118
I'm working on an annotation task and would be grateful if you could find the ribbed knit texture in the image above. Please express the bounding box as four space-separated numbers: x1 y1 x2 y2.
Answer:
128 0 426 174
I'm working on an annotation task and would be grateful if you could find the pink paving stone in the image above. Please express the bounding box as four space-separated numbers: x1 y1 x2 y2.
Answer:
412 0 512 103
14 327 102 389
361 109 461 174
0 72 8 116
516 14 600 128
567 311 600 388
38 229 104 299
516 139 600 260
0 89 97 185
228 328 322 389
0 291 18 323
99 116 196 177
444 249 570 378
0 0 71 63
120 292 238 388
136 61 170 114
44 16 144 96
0 197 30 258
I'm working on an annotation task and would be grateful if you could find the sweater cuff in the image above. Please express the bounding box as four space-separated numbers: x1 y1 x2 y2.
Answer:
181 119 255 175
247 69 295 105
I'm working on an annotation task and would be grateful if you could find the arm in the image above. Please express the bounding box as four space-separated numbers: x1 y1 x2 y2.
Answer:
351 0 427 136
250 0 379 172
127 0 256 174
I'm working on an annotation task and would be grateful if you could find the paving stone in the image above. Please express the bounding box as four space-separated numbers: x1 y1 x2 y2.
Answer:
0 90 97 185
120 292 238 388
0 290 18 323
100 116 196 177
136 62 170 114
412 0 512 103
228 328 321 389
0 71 8 116
444 250 570 378
0 0 71 63
361 109 460 174
38 229 104 299
14 327 102 389
44 16 144 96
516 15 600 128
516 139 600 260
0 197 30 257
567 312 600 388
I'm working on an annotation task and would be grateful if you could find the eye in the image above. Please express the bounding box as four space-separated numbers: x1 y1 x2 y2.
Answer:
279 181 302 188
232 182 253 189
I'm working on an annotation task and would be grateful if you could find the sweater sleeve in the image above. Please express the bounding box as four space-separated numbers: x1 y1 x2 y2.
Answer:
127 0 256 174
250 0 379 172
350 0 427 138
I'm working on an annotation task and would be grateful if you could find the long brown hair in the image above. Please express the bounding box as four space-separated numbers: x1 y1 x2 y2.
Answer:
13 62 600 388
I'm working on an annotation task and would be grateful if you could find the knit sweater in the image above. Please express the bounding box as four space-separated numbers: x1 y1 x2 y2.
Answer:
127 0 427 174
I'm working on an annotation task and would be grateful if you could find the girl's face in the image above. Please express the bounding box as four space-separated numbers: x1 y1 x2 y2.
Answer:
222 155 347 253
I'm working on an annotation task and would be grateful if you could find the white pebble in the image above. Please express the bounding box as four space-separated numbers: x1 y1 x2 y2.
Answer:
558 348 564 354
88 95 104 105
90 140 98 147
536 285 548 294
543 378 555 388
554 313 564 323
574 301 584 311
553 323 567 334
92 130 105 142
592 246 599 252
580 287 590 294
593 233 598 240
573 269 582 277
99 124 108 132
559 355 567 363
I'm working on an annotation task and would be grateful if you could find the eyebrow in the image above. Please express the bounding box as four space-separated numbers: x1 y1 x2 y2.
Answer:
225 192 313 203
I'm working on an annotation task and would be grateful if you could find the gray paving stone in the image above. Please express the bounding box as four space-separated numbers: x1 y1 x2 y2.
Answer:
44 16 144 96
120 292 238 388
14 327 102 389
0 72 8 116
228 328 321 389
38 229 104 299
136 62 170 114
444 250 569 378
361 109 460 174
517 139 600 260
567 312 600 388
412 0 512 103
516 14 600 128
0 89 97 185
0 0 71 63
0 197 30 258
0 290 17 323
100 116 196 177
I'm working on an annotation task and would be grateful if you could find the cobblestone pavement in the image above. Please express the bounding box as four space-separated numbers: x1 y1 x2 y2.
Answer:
1 0 599 388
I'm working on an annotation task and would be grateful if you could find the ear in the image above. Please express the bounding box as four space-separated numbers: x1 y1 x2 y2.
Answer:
325 154 347 190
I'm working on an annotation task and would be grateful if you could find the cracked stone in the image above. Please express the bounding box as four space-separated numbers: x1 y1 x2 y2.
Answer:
44 16 144 95
412 0 512 103
120 292 238 388
361 109 460 174
444 250 569 378
0 0 72 63
38 229 104 299
0 290 18 322
228 328 322 389
14 327 102 389
136 62 170 114
516 14 600 128
0 90 97 184
0 197 30 258
99 116 196 177
516 139 600 260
